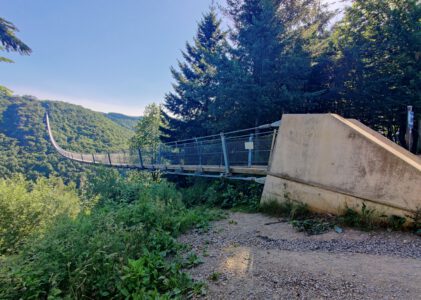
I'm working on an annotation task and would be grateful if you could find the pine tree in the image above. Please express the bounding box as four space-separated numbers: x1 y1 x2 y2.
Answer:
163 8 228 140
212 0 333 131
1 17 31 94
0 17 31 63
329 0 421 147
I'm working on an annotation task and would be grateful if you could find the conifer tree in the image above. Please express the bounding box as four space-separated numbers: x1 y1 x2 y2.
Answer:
0 17 31 95
0 17 31 63
163 8 228 140
211 0 333 131
329 0 420 147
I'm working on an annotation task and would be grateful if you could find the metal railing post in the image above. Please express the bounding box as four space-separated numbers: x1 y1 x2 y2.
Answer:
248 133 254 167
268 129 277 167
81 153 84 162
175 142 179 165
107 152 112 165
92 154 96 164
220 133 230 174
138 148 144 168
183 143 187 166
195 138 202 166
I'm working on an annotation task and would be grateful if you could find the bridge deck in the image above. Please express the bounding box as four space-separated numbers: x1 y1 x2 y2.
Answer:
121 164 267 176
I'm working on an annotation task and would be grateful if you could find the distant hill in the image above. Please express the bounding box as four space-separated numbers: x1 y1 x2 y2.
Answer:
104 112 140 131
0 93 134 182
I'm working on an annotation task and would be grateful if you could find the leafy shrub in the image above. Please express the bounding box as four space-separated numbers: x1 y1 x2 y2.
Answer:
340 203 385 231
0 174 81 254
260 199 335 235
82 168 155 204
387 215 407 231
180 178 263 211
118 252 202 299
0 174 222 299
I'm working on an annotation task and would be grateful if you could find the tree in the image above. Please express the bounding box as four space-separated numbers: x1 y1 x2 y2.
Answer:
163 8 229 140
211 0 333 131
0 17 31 63
1 17 32 93
131 103 164 152
329 0 421 148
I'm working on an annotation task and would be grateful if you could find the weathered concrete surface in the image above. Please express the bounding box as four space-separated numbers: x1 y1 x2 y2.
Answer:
262 114 421 218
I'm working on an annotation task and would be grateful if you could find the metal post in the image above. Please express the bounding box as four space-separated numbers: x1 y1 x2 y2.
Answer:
107 152 112 165
268 129 278 167
248 133 254 167
81 153 84 162
195 138 202 166
220 133 230 174
92 154 95 164
138 148 144 168
407 106 414 151
175 142 179 165
122 150 126 165
183 143 187 166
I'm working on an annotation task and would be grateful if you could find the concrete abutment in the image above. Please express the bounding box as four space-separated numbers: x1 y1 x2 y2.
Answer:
262 114 421 219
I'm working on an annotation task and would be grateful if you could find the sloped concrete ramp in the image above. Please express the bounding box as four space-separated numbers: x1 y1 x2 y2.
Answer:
262 114 421 218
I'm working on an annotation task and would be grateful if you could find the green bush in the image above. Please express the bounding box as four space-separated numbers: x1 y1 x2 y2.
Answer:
0 174 81 254
82 168 155 204
180 178 262 211
0 174 222 299
340 203 378 230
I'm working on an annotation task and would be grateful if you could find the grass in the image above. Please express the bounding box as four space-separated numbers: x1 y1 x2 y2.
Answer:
260 198 333 235
260 198 412 235
208 272 221 282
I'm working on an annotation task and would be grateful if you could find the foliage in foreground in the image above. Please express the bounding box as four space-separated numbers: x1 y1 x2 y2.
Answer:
0 175 81 254
0 172 222 299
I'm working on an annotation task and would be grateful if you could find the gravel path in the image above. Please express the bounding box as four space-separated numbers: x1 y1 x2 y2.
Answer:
178 212 421 299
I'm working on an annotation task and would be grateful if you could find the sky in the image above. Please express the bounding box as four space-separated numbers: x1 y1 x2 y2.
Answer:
0 0 347 116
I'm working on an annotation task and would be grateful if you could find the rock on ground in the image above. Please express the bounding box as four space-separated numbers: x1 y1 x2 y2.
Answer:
178 212 421 300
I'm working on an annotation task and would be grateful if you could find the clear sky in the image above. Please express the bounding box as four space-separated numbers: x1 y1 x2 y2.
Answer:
0 0 346 116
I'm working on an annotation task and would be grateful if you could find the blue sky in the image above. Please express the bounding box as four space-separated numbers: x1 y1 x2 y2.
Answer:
0 0 346 116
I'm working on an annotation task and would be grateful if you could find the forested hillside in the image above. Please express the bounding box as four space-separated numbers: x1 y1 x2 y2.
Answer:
0 92 134 181
104 112 140 130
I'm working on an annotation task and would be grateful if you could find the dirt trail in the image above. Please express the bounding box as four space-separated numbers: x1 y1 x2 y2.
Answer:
179 212 421 299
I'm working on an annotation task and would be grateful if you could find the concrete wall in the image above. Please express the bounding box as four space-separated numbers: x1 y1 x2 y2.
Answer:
262 114 421 218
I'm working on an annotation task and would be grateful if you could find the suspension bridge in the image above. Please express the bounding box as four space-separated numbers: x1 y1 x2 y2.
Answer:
46 112 420 218
46 114 280 182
